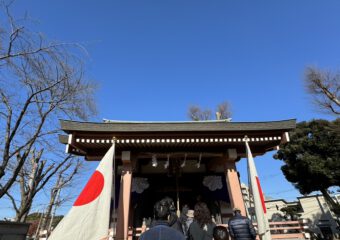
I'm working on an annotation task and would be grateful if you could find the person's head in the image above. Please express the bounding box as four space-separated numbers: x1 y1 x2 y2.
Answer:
194 202 212 227
213 226 229 240
154 200 170 220
179 205 189 222
186 210 194 219
181 204 189 214
196 195 203 202
162 197 176 212
233 207 241 216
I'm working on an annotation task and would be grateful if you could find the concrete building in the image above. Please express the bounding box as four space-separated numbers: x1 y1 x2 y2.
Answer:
241 182 339 238
265 195 339 239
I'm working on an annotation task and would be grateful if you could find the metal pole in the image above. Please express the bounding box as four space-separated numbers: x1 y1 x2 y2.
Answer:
47 186 61 239
34 208 45 240
112 138 116 239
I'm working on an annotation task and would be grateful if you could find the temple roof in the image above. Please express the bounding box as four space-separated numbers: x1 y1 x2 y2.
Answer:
59 119 296 161
60 119 296 133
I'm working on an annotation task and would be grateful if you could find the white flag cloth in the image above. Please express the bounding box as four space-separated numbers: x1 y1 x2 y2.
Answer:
245 140 271 240
49 143 115 240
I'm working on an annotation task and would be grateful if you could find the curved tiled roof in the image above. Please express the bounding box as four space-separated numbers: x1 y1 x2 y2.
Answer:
60 119 296 133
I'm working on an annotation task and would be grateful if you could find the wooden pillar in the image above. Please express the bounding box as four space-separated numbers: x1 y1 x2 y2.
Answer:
116 151 132 240
224 149 246 216
127 205 134 240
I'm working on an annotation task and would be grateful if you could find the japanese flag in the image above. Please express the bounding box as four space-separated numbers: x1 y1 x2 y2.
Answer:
245 140 271 239
49 143 115 240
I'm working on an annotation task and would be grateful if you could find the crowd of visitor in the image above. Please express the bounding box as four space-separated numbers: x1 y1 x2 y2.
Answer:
139 197 256 240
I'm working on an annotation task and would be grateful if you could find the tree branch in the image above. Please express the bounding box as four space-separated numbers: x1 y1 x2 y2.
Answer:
4 191 19 214
0 90 12 178
36 155 72 193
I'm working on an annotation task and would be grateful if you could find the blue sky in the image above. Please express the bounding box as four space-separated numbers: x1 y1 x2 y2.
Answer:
1 0 339 218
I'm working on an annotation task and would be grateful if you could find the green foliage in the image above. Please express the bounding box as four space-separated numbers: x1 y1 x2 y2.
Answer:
280 205 302 220
26 213 42 221
274 119 340 195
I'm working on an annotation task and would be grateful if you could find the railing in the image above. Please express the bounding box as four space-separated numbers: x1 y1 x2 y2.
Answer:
130 226 148 239
219 220 310 240
129 219 310 240
265 220 310 239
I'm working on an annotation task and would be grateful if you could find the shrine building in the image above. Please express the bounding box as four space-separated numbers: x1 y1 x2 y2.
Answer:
59 118 295 239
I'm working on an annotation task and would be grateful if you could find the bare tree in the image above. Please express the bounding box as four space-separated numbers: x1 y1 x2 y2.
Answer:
39 160 81 231
216 101 232 120
5 150 81 222
0 1 96 201
188 101 232 121
305 66 340 115
188 105 212 121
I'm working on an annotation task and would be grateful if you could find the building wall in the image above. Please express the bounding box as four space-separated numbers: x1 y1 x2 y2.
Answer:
299 195 339 236
240 182 339 237
262 195 339 237
240 182 340 238
240 183 253 216
265 199 288 220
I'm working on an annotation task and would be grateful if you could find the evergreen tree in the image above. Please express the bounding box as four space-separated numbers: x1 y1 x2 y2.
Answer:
274 119 340 215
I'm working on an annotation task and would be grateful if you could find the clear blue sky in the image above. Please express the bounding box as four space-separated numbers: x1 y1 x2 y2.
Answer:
1 0 339 218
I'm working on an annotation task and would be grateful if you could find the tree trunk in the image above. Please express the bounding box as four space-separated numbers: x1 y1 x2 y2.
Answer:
15 207 28 222
320 188 340 217
41 175 62 230
15 200 32 222
40 190 57 230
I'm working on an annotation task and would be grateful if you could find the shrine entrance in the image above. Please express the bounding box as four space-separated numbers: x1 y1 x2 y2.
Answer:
59 118 295 239
131 173 230 227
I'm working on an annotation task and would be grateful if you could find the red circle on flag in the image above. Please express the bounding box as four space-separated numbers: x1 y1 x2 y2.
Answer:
74 170 104 206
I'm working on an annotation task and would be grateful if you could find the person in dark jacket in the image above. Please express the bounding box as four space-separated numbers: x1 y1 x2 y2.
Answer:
177 204 190 236
228 207 256 240
160 197 184 234
188 202 216 240
139 200 185 240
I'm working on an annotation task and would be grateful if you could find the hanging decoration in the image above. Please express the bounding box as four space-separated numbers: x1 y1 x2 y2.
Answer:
151 154 158 167
131 177 149 193
203 176 223 191
164 154 170 169
196 153 202 168
180 153 187 168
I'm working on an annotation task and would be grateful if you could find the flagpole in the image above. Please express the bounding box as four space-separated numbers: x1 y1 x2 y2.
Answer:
244 136 271 240
111 138 116 238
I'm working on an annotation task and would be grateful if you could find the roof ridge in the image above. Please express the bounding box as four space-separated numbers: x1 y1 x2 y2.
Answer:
102 119 232 124
59 118 296 124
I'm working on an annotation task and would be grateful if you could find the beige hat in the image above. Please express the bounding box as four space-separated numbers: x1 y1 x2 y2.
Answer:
186 210 194 218
233 207 241 212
